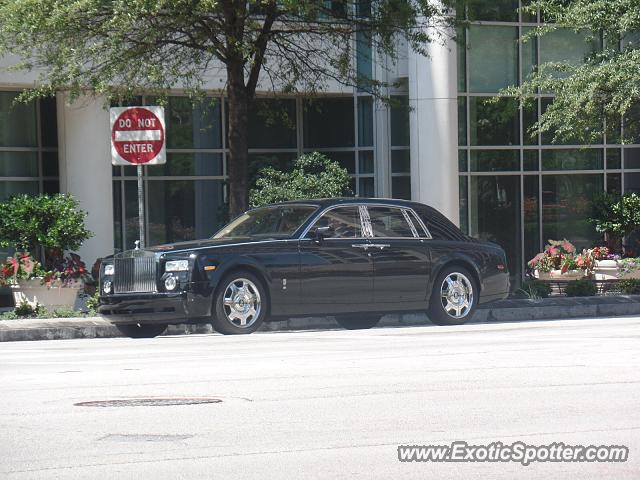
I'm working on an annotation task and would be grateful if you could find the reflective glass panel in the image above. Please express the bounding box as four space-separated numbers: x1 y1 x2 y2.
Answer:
542 174 603 250
468 26 518 93
249 99 296 149
469 97 519 146
303 98 355 148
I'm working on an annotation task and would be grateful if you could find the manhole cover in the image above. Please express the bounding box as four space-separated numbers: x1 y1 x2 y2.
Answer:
75 398 222 407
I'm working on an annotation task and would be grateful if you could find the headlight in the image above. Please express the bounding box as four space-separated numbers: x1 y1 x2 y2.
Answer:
165 260 189 272
164 276 177 291
104 264 115 276
103 280 112 294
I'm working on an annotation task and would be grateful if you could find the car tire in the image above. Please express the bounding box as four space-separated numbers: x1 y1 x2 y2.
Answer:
211 271 267 335
428 266 478 326
335 314 381 330
116 323 167 338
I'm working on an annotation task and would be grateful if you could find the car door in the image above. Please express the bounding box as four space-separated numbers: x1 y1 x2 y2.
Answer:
298 205 373 309
365 205 432 304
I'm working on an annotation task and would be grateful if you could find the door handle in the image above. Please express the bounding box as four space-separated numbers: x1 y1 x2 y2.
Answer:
369 244 390 250
351 244 370 249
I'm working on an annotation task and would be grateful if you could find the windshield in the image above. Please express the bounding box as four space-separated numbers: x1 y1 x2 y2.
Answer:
213 205 318 240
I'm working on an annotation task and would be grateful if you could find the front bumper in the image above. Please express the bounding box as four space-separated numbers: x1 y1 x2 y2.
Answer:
98 288 211 324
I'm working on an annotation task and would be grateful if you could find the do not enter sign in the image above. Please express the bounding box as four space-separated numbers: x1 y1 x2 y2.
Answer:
110 106 166 165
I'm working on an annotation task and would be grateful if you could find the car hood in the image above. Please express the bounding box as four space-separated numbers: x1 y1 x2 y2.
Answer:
142 236 287 254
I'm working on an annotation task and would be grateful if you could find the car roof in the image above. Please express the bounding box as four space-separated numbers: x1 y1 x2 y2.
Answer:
267 197 424 209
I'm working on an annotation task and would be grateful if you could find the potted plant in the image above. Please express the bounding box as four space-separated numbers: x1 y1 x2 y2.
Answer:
528 239 583 280
590 246 621 280
591 193 640 256
0 194 93 309
0 252 91 309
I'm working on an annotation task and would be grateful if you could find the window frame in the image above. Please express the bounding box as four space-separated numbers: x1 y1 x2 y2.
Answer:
365 205 428 239
301 204 368 240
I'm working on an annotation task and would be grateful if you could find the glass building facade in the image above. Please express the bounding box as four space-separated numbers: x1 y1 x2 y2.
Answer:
111 94 385 252
457 1 640 282
0 91 59 201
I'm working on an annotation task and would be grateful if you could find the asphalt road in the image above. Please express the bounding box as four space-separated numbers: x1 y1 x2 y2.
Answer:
1 317 639 479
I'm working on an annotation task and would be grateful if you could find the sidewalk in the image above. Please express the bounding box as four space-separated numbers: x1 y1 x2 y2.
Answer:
1 295 640 342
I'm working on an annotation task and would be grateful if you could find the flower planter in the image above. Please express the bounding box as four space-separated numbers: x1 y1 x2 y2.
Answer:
535 269 585 281
559 269 585 280
10 278 83 310
594 259 619 280
535 271 554 280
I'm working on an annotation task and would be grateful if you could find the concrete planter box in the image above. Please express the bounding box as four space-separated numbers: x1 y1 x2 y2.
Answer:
618 271 640 280
535 270 584 281
10 279 83 310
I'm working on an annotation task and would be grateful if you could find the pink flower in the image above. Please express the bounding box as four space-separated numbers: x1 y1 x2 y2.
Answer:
9 257 19 276
21 256 34 274
563 240 575 253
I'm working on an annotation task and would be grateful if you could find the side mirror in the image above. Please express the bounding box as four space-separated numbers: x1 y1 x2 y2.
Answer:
312 225 333 242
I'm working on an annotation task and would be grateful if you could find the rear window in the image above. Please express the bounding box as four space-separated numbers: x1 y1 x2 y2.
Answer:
414 206 468 241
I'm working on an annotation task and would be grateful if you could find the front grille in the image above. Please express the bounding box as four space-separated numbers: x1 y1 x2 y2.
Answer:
114 256 157 293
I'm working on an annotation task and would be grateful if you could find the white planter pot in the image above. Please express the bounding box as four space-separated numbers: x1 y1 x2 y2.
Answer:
594 260 619 280
10 279 83 310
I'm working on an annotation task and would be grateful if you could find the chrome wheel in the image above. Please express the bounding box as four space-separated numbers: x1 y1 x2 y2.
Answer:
440 272 474 319
222 278 262 328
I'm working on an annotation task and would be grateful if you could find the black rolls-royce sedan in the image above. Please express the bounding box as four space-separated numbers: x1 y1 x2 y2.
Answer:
99 198 509 337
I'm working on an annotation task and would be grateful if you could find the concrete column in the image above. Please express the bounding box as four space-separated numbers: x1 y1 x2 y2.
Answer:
408 26 459 225
57 93 114 265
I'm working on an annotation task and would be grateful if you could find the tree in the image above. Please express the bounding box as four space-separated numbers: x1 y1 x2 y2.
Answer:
0 0 454 217
504 0 640 144
250 152 352 207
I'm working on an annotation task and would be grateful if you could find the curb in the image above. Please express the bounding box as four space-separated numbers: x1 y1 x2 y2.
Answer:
2 295 640 342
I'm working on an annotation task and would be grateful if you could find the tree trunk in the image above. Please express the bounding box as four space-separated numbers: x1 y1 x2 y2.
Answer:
226 60 250 218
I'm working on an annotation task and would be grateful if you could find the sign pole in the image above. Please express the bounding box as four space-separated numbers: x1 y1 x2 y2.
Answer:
110 105 165 251
137 164 145 248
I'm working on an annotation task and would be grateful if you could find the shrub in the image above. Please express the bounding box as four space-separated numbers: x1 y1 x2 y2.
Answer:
0 193 93 268
86 291 100 313
249 152 352 207
13 299 43 317
591 193 640 247
618 279 640 295
564 279 597 297
518 280 552 299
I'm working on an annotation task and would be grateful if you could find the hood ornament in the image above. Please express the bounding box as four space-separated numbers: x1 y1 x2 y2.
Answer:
134 240 141 250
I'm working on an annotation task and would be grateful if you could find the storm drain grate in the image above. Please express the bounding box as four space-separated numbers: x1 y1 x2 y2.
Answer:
75 398 222 407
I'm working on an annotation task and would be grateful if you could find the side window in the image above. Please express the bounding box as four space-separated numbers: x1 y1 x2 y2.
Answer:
307 206 363 238
367 207 416 238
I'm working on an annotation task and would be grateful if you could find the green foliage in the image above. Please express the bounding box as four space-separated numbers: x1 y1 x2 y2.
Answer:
86 291 100 314
0 194 92 263
249 152 353 207
0 303 89 320
518 280 553 299
13 300 43 317
0 0 453 104
564 279 597 297
592 193 640 238
618 279 640 295
503 0 640 144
